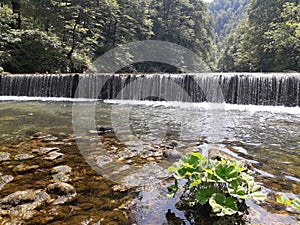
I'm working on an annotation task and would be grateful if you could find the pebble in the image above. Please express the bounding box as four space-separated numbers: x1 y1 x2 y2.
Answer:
96 125 114 134
0 190 50 220
32 132 58 142
112 184 128 192
13 164 39 174
147 157 156 161
43 135 59 142
52 165 72 174
95 155 113 167
163 149 182 160
33 147 60 155
169 140 178 148
0 174 14 191
88 130 98 135
14 154 35 160
0 152 10 161
46 182 77 205
1 190 36 207
47 182 76 196
51 165 72 182
48 141 66 145
44 151 64 161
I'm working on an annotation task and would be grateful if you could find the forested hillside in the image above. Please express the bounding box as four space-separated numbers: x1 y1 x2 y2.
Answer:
0 0 214 73
209 0 250 49
0 0 299 73
218 0 300 72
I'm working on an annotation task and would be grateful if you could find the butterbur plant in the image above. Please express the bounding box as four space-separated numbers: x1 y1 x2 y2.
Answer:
168 152 266 217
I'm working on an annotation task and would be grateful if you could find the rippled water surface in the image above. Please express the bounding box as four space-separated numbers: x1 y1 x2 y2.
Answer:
0 99 299 224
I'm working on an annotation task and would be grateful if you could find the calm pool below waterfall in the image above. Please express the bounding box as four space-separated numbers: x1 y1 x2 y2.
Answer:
0 98 299 224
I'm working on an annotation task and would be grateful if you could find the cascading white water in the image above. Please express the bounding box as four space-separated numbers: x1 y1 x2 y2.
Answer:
0 73 299 106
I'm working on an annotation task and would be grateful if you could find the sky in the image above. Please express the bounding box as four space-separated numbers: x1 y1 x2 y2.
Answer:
203 0 214 2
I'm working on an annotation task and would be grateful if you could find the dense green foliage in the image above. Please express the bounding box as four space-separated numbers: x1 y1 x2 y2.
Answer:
218 0 300 72
0 0 214 73
1 0 299 73
209 0 250 49
168 152 266 217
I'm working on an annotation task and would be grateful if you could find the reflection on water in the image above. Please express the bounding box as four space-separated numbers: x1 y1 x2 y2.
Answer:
0 99 299 224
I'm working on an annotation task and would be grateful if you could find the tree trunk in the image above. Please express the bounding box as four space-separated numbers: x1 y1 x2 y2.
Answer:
11 0 21 29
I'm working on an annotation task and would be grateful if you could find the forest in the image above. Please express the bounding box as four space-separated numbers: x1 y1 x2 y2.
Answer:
0 0 299 73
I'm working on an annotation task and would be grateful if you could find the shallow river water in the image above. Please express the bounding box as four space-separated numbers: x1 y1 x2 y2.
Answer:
0 98 299 224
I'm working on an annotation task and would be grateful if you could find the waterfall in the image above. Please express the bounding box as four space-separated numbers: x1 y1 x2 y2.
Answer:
0 73 299 106
0 74 79 98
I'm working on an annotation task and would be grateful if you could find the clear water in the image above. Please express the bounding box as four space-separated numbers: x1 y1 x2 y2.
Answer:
0 98 299 224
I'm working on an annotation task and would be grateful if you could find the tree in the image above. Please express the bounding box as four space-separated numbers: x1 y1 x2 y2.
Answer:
0 0 216 73
0 3 15 33
209 0 250 50
150 0 216 69
218 0 300 72
0 30 70 73
264 2 300 71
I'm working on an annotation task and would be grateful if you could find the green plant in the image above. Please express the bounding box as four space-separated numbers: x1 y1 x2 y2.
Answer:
168 152 266 217
277 195 300 211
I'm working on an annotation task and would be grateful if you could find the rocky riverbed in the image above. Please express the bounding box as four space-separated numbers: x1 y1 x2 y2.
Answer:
0 129 299 225
0 100 300 225
0 132 133 225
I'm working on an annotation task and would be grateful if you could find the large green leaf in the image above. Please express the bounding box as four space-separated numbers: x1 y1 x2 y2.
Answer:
191 152 206 161
209 193 238 216
250 191 266 202
195 187 215 205
215 163 238 182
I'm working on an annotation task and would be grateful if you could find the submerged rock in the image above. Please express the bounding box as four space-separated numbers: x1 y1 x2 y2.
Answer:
32 147 64 161
88 130 99 135
112 184 128 193
96 125 114 134
13 164 39 174
1 190 36 207
88 125 114 135
168 140 179 148
44 151 64 161
51 165 72 182
95 155 113 167
46 182 76 205
163 149 182 160
140 151 154 159
43 135 59 142
47 182 76 196
52 165 72 174
121 162 171 190
0 190 50 221
0 152 11 161
118 151 138 159
33 147 60 155
32 132 58 141
14 154 35 160
0 174 13 191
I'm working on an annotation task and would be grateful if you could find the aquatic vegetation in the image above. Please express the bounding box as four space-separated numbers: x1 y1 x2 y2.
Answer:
168 152 266 217
277 195 300 211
